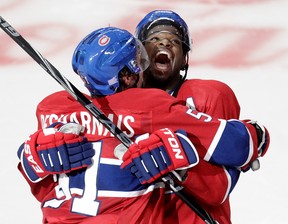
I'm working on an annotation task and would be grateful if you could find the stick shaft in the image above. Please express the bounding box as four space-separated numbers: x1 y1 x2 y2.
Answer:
0 16 133 148
0 17 216 224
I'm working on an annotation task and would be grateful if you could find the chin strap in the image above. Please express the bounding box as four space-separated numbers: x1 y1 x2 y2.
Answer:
171 61 188 97
170 52 189 97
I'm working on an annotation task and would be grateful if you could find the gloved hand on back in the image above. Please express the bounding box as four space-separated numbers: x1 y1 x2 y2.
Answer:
241 120 270 172
120 128 199 184
18 123 95 182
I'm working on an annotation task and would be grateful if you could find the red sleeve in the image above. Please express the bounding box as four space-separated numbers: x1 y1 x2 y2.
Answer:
175 79 241 209
17 163 56 202
181 160 230 206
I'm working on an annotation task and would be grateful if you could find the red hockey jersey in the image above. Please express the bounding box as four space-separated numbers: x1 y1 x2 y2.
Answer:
18 87 259 224
168 79 241 224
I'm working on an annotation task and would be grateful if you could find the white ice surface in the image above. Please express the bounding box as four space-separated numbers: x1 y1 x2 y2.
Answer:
0 0 287 223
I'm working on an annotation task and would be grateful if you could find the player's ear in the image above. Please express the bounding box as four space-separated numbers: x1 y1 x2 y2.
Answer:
121 74 135 85
118 72 139 92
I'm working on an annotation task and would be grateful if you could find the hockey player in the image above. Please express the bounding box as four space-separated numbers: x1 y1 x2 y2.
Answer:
134 10 246 223
17 27 269 224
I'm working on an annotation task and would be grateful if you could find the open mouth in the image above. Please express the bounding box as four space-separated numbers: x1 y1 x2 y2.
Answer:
154 50 172 71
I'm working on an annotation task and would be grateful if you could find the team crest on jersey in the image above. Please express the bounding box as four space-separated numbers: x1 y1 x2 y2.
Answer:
98 35 110 46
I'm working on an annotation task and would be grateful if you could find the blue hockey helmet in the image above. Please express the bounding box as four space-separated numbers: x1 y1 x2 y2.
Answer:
72 27 150 96
135 10 192 53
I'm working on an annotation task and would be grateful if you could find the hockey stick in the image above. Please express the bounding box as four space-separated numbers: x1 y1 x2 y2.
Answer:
0 17 217 224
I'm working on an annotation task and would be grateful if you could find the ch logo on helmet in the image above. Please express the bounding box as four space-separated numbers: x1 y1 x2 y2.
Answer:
98 35 110 46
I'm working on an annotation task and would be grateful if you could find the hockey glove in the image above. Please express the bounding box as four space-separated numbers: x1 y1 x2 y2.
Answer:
242 120 270 172
19 123 95 182
121 128 199 184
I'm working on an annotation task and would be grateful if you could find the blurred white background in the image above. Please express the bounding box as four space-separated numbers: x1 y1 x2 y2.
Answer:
0 0 287 223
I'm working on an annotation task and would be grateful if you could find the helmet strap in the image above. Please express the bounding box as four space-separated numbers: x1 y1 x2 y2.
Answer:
172 59 188 97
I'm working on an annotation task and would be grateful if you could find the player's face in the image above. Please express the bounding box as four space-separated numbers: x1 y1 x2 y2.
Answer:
143 25 186 82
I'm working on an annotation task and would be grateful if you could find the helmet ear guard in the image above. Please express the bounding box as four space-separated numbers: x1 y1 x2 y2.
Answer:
72 27 149 97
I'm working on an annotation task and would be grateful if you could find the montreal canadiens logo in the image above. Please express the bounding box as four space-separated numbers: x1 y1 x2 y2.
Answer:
98 35 110 46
